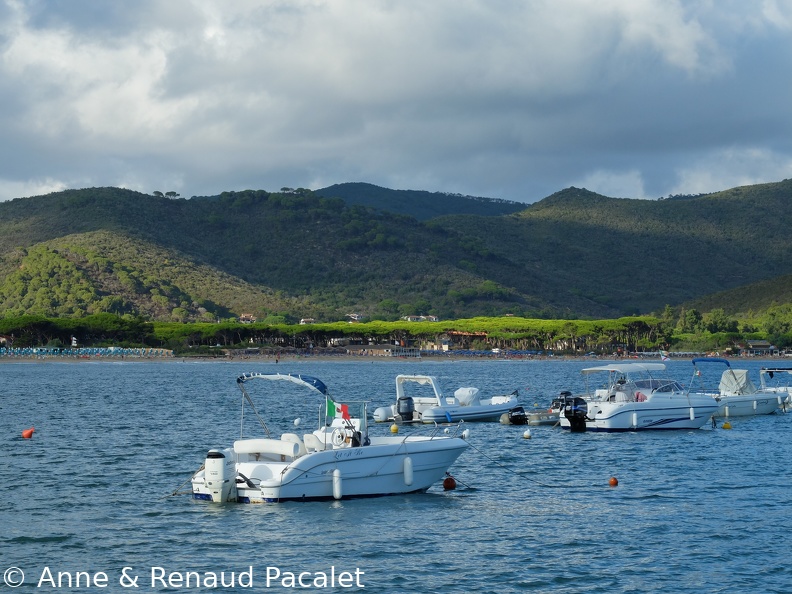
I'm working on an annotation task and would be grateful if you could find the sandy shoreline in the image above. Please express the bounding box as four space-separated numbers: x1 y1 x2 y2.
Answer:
1 352 780 364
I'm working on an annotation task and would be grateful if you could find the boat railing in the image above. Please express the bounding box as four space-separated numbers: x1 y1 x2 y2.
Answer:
387 421 468 440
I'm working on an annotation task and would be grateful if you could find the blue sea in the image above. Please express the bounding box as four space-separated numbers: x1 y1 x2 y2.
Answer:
2 357 791 593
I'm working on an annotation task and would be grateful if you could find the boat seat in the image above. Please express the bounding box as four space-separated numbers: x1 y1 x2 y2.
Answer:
281 433 307 457
304 433 332 452
233 438 299 461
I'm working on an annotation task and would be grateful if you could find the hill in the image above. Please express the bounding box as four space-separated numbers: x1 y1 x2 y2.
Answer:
685 274 792 316
313 182 526 220
0 188 557 321
0 180 791 321
432 181 792 315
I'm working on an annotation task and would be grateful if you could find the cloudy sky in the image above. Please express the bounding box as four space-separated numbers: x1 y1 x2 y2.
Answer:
1 0 790 203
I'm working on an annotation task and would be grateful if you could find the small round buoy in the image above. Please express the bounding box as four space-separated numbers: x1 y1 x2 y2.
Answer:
293 418 301 427
390 423 399 434
443 476 457 491
609 476 618 487
443 427 450 434
22 427 34 439
722 421 732 430
523 429 532 439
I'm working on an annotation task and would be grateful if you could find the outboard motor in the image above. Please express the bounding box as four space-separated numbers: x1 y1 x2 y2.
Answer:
397 396 415 421
204 449 237 502
507 406 528 425
561 391 588 433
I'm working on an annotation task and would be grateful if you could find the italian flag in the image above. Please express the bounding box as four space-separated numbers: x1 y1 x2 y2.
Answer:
326 398 350 420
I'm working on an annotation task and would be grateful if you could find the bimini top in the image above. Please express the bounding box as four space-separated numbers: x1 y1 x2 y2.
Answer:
581 363 666 375
236 372 328 395
691 357 731 367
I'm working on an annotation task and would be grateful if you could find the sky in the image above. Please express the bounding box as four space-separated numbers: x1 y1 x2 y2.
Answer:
0 0 791 204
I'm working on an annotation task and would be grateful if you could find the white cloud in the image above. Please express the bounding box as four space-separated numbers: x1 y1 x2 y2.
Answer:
573 169 649 199
670 147 792 196
0 176 68 201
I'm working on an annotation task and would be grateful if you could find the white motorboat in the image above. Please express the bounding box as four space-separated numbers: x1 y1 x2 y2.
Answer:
559 362 718 432
759 367 792 410
690 358 783 418
372 374 520 424
191 373 469 503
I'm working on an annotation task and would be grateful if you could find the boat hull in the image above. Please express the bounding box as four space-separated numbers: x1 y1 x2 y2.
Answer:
714 395 781 418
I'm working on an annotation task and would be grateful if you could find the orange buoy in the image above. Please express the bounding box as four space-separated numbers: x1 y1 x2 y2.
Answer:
22 427 35 439
443 476 457 491
609 476 618 487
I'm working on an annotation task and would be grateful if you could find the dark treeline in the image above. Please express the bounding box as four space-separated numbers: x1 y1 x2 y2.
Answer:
2 312 790 356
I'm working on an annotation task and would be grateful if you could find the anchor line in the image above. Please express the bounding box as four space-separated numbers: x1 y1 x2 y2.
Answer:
161 464 204 498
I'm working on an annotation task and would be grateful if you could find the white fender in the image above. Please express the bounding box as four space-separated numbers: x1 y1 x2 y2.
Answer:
403 456 414 486
332 468 343 500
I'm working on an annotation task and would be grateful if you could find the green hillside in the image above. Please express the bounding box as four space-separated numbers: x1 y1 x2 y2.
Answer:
0 188 552 321
313 182 526 220
432 180 792 316
0 180 791 322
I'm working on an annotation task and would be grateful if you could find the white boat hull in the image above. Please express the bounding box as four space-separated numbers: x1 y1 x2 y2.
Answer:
714 395 781 418
192 435 468 503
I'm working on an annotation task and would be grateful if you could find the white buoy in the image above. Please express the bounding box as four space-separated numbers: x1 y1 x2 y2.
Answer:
462 428 470 440
523 429 532 439
293 418 301 427
332 469 343 500
443 427 450 434
403 456 413 486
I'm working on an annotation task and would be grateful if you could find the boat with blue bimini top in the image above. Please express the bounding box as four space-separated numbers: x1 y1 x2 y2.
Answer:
190 372 469 503
689 358 784 418
558 362 718 432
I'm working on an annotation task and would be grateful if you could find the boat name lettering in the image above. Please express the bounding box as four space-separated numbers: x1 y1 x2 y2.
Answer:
334 449 364 460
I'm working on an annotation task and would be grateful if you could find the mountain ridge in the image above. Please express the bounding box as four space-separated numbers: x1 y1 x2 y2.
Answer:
0 179 790 322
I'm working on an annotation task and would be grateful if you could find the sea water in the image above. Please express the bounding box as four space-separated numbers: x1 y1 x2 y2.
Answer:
1 358 791 593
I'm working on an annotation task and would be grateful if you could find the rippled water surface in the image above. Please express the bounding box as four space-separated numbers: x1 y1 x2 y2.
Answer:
2 358 791 593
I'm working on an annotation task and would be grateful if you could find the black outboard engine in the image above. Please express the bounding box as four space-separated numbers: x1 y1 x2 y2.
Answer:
507 406 528 425
397 396 415 421
561 391 588 433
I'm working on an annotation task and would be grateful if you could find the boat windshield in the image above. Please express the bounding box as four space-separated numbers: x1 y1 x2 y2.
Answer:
633 379 684 393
